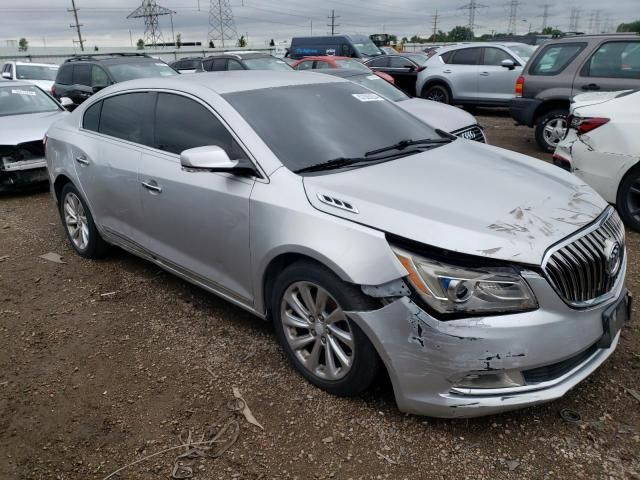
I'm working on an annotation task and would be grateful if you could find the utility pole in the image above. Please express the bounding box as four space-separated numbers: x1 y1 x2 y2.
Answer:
432 9 439 39
593 10 601 33
507 0 519 35
208 0 238 48
569 7 580 32
588 11 595 33
310 19 313 35
459 1 486 39
68 0 84 52
541 4 550 31
327 9 339 36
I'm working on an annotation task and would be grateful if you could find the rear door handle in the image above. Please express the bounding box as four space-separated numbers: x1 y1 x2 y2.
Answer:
75 155 89 165
141 181 162 193
480 72 490 76
582 83 600 91
443 69 452 74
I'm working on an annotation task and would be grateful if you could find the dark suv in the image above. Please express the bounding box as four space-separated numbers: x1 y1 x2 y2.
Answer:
52 53 178 107
199 52 292 71
510 33 640 152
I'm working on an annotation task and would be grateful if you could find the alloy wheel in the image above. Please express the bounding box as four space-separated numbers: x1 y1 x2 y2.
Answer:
63 192 89 251
426 87 447 103
542 117 567 149
625 176 640 223
280 281 354 381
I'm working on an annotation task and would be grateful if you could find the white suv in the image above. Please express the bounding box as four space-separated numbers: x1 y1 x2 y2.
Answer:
1 61 59 92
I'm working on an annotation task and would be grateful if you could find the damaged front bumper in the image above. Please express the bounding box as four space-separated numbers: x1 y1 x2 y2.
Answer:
1 144 48 190
348 271 628 418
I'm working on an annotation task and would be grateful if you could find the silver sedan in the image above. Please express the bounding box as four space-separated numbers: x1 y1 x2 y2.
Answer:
45 72 629 417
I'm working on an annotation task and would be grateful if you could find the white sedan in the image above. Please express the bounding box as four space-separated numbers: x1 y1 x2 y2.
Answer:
554 89 640 231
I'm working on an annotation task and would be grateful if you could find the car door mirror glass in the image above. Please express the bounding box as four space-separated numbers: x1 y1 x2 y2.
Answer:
180 145 239 172
501 59 515 69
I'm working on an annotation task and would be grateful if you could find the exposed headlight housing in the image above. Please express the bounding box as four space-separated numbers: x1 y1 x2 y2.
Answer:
391 245 538 317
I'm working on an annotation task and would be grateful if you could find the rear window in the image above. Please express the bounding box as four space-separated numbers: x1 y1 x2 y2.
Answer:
582 41 640 79
529 43 586 75
56 65 73 85
72 64 91 86
106 61 177 82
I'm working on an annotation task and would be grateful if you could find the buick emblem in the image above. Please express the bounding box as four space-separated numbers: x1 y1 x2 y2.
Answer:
604 239 622 277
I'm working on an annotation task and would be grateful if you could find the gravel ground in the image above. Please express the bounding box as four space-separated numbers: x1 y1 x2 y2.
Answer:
1 112 639 480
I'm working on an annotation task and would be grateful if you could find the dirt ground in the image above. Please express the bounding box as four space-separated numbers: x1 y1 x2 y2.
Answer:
1 112 639 480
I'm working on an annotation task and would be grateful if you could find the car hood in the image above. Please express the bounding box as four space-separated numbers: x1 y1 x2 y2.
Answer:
396 98 477 132
571 90 633 111
302 140 607 266
0 110 67 145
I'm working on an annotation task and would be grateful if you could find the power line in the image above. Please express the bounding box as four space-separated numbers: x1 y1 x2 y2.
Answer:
507 0 519 35
127 0 175 47
68 0 84 52
569 7 580 32
209 0 238 47
594 10 601 33
327 9 339 35
459 1 486 39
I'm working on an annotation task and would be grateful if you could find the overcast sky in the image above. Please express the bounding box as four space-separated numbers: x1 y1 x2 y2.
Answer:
0 0 637 47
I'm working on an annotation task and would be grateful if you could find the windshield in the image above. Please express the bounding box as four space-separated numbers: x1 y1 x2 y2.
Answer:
16 65 58 81
345 73 408 102
0 85 60 116
350 36 382 57
507 44 537 61
243 57 293 70
334 59 370 71
107 61 178 82
223 82 439 173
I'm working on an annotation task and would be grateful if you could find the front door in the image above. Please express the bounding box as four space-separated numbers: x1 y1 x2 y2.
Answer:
477 47 522 104
138 92 255 303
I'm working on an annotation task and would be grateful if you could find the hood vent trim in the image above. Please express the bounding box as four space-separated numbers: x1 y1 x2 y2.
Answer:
316 193 359 214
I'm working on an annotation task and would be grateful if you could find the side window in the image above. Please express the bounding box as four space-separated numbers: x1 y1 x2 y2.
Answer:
482 47 515 66
56 65 73 85
366 56 389 68
440 51 454 64
203 60 214 71
583 41 640 79
99 92 155 145
530 43 586 75
295 61 313 70
227 60 244 71
211 59 227 71
154 93 247 160
342 44 353 56
451 48 481 65
91 66 110 87
72 64 91 86
389 57 415 68
83 100 102 132
314 61 330 69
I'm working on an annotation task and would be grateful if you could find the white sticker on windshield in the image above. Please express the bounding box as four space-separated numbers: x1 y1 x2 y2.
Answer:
366 74 381 80
352 93 384 102
11 89 36 96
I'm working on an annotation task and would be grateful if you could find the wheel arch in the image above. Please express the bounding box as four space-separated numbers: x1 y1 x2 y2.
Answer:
53 173 74 203
419 78 453 99
616 159 640 207
533 98 570 125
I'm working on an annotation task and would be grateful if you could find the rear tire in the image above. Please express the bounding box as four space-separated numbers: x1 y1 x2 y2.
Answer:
59 183 109 259
535 109 568 153
270 260 381 396
616 164 640 232
422 84 451 104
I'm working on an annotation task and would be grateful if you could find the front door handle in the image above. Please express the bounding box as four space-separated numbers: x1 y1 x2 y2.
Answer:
582 83 600 91
141 181 162 193
480 72 490 76
443 69 452 74
75 155 89 165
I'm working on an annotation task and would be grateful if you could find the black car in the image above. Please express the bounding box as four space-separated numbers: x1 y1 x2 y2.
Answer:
197 52 293 71
52 53 178 107
169 57 205 73
363 53 429 96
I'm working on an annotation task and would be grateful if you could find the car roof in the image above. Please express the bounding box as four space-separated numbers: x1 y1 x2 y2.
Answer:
542 33 640 43
100 70 347 96
204 52 273 60
63 53 156 64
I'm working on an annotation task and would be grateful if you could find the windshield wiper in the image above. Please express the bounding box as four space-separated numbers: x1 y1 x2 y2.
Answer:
294 156 372 174
364 136 452 157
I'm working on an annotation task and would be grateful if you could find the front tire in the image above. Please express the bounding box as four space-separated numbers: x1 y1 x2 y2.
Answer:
617 164 640 232
535 109 568 153
422 84 450 104
271 261 381 396
59 183 109 258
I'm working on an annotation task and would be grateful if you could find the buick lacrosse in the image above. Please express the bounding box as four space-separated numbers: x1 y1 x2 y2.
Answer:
45 71 630 417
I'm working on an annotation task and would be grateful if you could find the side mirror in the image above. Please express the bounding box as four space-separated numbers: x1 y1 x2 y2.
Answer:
59 97 74 108
1 71 11 79
180 145 239 172
406 64 416 72
501 59 515 70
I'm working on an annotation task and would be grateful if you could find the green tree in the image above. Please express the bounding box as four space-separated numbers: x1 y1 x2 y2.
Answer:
175 33 182 48
94 45 99 51
541 26 562 35
238 35 247 47
428 30 447 42
136 38 145 50
388 34 398 43
409 35 424 43
18 38 28 52
617 20 640 33
401 36 408 44
447 26 474 41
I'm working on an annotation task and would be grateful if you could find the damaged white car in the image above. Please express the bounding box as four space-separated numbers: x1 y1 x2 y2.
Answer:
1 81 69 190
46 72 630 417
555 89 640 231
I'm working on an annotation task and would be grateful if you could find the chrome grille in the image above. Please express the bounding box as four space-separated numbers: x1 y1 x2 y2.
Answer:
452 125 486 143
543 208 625 306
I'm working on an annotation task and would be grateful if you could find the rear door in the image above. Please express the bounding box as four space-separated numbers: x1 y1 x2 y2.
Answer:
477 47 522 104
573 40 640 95
445 47 482 101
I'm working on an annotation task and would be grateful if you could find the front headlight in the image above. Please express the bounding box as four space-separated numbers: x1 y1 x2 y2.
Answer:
392 245 538 317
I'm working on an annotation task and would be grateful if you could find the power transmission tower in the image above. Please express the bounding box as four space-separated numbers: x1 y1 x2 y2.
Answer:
127 0 175 47
459 1 486 39
593 10 601 33
432 9 439 38
327 9 340 36
541 4 550 30
208 0 238 48
507 0 519 35
68 0 84 52
568 7 580 32
587 11 595 33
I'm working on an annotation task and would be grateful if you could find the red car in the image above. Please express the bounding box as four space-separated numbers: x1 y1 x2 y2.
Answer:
292 56 395 84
